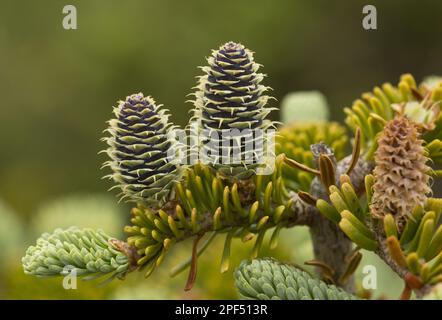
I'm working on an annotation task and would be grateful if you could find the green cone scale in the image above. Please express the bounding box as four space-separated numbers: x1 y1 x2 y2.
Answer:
103 93 181 206
22 227 131 280
193 42 276 179
234 258 358 300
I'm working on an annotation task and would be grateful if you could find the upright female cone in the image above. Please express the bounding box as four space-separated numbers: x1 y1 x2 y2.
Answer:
192 41 276 179
103 93 181 206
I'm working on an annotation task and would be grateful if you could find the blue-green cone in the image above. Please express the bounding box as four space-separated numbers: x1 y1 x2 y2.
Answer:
192 42 276 179
22 227 131 281
234 258 358 300
103 93 181 206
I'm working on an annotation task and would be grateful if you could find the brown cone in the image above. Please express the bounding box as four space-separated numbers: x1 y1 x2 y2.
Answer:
371 116 431 229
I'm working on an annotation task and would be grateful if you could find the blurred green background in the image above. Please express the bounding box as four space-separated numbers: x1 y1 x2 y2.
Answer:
0 0 441 299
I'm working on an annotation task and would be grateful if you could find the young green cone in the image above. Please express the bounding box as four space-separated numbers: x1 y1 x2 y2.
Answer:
22 227 131 280
192 42 276 179
234 258 358 300
103 93 181 206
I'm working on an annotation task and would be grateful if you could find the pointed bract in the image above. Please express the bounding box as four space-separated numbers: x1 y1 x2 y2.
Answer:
103 93 182 206
192 42 276 179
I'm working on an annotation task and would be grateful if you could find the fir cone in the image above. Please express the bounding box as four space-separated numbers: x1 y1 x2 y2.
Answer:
22 227 131 279
371 115 431 230
103 93 181 206
234 258 358 300
192 41 275 179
